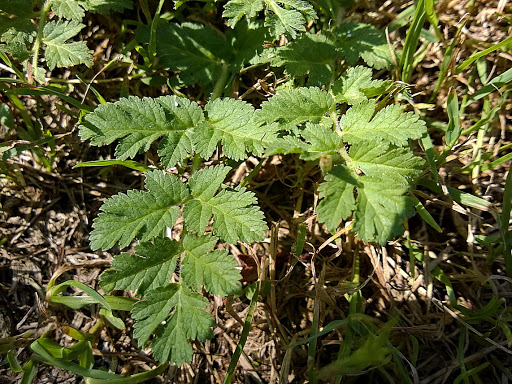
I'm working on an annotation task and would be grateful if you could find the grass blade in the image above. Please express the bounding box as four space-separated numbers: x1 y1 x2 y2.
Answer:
456 36 512 74
400 0 426 82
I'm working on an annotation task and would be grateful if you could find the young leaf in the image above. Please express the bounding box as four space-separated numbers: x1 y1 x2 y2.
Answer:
194 98 275 161
181 233 241 296
353 177 414 245
340 100 426 146
0 16 35 61
332 66 391 105
257 87 336 130
79 96 203 167
132 284 214 365
183 166 267 243
299 123 343 161
223 0 317 39
100 237 181 296
264 0 317 39
271 33 338 86
317 165 357 232
334 22 393 70
42 20 92 69
223 0 264 28
90 171 190 250
52 0 85 20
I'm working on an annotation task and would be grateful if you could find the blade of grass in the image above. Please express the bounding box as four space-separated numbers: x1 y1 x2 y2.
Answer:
223 279 260 384
456 36 512 74
410 194 443 233
431 19 467 100
463 67 512 106
500 169 512 277
73 160 152 172
445 88 461 148
399 0 426 82
418 178 494 212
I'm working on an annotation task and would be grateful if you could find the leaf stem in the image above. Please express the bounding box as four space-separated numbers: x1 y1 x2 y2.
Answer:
31 0 52 82
210 62 229 101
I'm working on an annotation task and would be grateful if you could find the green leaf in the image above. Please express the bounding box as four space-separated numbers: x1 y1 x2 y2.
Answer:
300 123 342 161
181 233 241 296
349 140 424 183
183 166 267 243
317 165 357 232
194 98 275 161
137 22 231 88
332 66 391 104
340 100 426 146
257 87 336 130
76 0 132 13
79 95 203 167
263 136 305 156
52 0 85 20
100 237 181 295
223 0 317 38
42 21 92 70
132 284 214 364
264 0 317 39
90 170 190 250
334 22 393 70
223 0 264 28
271 33 338 86
0 0 33 17
353 177 414 244
0 16 36 61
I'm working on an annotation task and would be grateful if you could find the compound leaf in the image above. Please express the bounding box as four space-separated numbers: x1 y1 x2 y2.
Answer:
42 20 92 69
132 284 213 364
334 22 393 70
79 96 203 167
257 87 335 130
332 66 391 104
194 98 275 161
353 177 414 245
100 237 180 296
271 33 338 86
340 100 426 146
181 233 241 296
90 170 190 250
317 165 357 232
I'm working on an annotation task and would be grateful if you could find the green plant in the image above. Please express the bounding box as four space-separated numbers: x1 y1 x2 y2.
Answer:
72 1 427 370
3 0 511 382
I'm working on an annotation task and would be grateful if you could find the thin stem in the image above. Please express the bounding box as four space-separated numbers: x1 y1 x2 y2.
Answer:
210 62 229 101
31 0 52 80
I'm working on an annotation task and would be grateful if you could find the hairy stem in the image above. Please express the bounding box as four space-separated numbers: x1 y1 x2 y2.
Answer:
31 0 52 81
